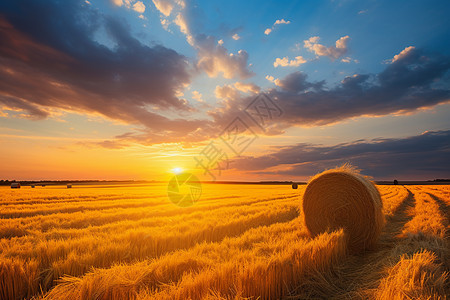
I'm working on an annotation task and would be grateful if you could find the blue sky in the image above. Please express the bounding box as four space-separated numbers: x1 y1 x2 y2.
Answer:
92 0 450 92
0 0 449 180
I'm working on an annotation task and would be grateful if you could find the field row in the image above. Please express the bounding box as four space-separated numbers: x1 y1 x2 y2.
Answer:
0 184 448 299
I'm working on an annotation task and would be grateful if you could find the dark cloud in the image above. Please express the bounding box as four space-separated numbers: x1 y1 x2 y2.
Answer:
0 96 49 120
0 0 209 139
212 47 450 131
269 47 450 127
231 130 450 180
275 71 324 93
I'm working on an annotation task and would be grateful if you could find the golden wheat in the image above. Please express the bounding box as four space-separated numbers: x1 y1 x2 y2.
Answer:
0 183 448 299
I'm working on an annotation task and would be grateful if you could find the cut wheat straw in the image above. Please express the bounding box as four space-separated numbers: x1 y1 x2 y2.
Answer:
302 164 384 254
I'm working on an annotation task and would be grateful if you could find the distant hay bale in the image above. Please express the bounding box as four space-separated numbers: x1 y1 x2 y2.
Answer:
292 183 298 189
302 164 384 254
10 183 20 189
67 184 72 188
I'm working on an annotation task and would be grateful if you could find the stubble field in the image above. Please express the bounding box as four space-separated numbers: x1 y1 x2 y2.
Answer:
0 183 448 299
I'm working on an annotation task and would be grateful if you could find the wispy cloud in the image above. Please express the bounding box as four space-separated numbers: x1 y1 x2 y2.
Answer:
152 0 174 16
191 90 203 102
273 56 307 67
161 2 253 79
111 0 145 14
214 82 260 102
304 36 350 60
195 36 253 79
264 19 291 35
341 56 358 63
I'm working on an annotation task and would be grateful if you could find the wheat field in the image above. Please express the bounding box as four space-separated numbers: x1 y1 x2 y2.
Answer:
0 183 448 299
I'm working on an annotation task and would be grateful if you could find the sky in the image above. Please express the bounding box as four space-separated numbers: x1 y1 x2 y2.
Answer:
0 0 449 181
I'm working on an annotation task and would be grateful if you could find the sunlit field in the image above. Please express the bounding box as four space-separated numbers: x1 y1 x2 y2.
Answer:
0 183 448 299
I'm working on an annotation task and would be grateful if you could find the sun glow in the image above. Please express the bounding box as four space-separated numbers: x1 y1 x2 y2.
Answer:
172 167 183 174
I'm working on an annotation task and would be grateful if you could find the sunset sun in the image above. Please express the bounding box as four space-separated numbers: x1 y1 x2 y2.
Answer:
171 167 183 175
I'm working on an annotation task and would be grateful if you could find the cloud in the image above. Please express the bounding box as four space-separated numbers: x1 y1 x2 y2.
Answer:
191 90 203 102
215 82 260 101
215 85 241 101
266 73 315 90
160 18 170 30
265 75 275 82
272 71 323 92
390 46 415 63
174 12 188 34
167 5 252 79
274 19 290 25
232 33 240 40
268 47 450 127
0 96 49 120
341 56 358 63
273 56 307 67
111 0 141 12
132 1 145 13
304 35 350 60
152 0 185 34
80 140 130 149
174 12 192 43
233 82 260 94
213 47 450 130
2 0 449 150
264 19 291 35
0 0 254 146
152 0 174 16
230 130 450 180
0 0 209 141
111 0 127 7
195 35 253 79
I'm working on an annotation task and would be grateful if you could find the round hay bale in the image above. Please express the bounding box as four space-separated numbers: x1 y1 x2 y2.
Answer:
302 164 384 253
292 183 298 189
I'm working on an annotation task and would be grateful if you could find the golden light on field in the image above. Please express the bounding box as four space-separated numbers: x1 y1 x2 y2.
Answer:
0 183 448 299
